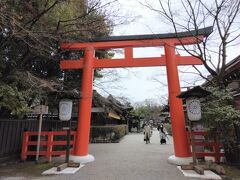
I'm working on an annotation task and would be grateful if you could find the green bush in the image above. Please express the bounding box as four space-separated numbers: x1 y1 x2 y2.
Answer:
202 88 240 147
90 125 128 143
164 123 172 135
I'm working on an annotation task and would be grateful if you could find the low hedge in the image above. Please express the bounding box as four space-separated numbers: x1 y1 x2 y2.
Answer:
165 123 172 135
90 125 128 143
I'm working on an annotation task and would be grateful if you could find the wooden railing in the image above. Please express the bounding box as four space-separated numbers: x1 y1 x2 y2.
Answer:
21 131 76 162
188 131 225 163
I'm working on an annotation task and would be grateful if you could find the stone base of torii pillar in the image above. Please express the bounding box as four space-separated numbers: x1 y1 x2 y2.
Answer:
168 155 193 165
69 154 95 164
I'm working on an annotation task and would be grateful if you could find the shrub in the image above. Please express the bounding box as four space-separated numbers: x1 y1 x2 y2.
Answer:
90 125 128 143
202 87 240 144
201 87 240 164
164 123 172 135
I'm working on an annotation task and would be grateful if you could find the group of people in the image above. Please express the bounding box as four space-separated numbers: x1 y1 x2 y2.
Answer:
143 123 167 144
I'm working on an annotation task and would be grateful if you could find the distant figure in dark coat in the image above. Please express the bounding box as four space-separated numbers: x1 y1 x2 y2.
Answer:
159 125 167 144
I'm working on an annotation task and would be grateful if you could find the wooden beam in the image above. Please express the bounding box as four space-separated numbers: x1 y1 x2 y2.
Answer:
194 165 204 175
61 36 205 50
93 57 167 68
60 60 83 70
57 163 68 171
60 55 202 70
124 47 133 59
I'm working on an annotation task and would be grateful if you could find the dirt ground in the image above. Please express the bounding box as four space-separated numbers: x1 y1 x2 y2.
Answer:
0 160 55 179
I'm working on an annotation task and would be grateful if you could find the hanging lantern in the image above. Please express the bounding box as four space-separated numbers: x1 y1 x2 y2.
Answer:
59 99 73 121
186 98 201 121
177 86 211 121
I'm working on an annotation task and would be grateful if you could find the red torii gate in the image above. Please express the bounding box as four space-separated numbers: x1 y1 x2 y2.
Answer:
60 27 212 165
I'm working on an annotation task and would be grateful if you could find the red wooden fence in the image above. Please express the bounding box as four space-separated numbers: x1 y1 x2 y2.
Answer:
188 131 225 163
21 130 224 163
21 131 76 162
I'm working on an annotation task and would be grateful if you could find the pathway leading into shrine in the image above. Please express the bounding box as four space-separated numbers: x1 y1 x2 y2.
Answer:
33 129 202 180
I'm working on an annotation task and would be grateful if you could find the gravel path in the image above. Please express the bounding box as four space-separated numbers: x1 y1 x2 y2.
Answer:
1 129 204 180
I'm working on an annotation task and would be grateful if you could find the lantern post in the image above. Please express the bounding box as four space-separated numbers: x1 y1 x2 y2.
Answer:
59 99 73 163
177 86 211 170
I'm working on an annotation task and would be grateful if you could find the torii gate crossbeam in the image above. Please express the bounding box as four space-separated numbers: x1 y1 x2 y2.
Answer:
60 27 212 165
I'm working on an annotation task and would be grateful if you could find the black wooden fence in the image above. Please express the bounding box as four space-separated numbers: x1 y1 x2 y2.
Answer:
0 117 77 161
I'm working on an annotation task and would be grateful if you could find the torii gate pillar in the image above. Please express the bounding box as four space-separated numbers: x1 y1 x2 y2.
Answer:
69 46 95 163
165 43 192 165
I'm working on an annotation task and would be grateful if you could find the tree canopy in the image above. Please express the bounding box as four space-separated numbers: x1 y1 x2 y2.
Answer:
0 0 114 117
132 99 163 122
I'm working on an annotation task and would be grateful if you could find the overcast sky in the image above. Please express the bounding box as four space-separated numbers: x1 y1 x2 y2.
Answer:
94 0 203 105
94 0 240 105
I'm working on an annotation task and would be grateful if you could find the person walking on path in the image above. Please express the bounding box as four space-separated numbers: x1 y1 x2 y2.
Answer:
144 123 152 144
159 124 167 144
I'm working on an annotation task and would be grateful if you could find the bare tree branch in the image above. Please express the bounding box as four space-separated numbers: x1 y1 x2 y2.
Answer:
141 0 240 86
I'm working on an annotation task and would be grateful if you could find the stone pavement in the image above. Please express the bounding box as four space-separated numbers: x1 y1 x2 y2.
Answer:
1 129 205 180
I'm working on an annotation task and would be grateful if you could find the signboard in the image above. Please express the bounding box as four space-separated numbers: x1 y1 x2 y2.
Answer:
186 98 201 121
33 105 49 114
59 99 73 121
33 105 48 162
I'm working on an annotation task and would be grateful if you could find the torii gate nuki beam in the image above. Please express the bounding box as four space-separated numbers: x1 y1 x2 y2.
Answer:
60 27 212 165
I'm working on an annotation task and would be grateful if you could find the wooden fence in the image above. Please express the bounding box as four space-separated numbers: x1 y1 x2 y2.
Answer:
0 118 76 160
21 131 76 162
188 131 225 162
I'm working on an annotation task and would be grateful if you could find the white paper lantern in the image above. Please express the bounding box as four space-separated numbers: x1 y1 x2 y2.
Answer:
59 99 73 121
186 98 201 121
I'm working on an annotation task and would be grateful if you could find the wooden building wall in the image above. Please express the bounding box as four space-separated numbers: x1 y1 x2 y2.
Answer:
0 118 77 161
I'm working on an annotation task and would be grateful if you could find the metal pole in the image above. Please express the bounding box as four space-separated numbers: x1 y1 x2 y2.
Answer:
36 114 43 162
